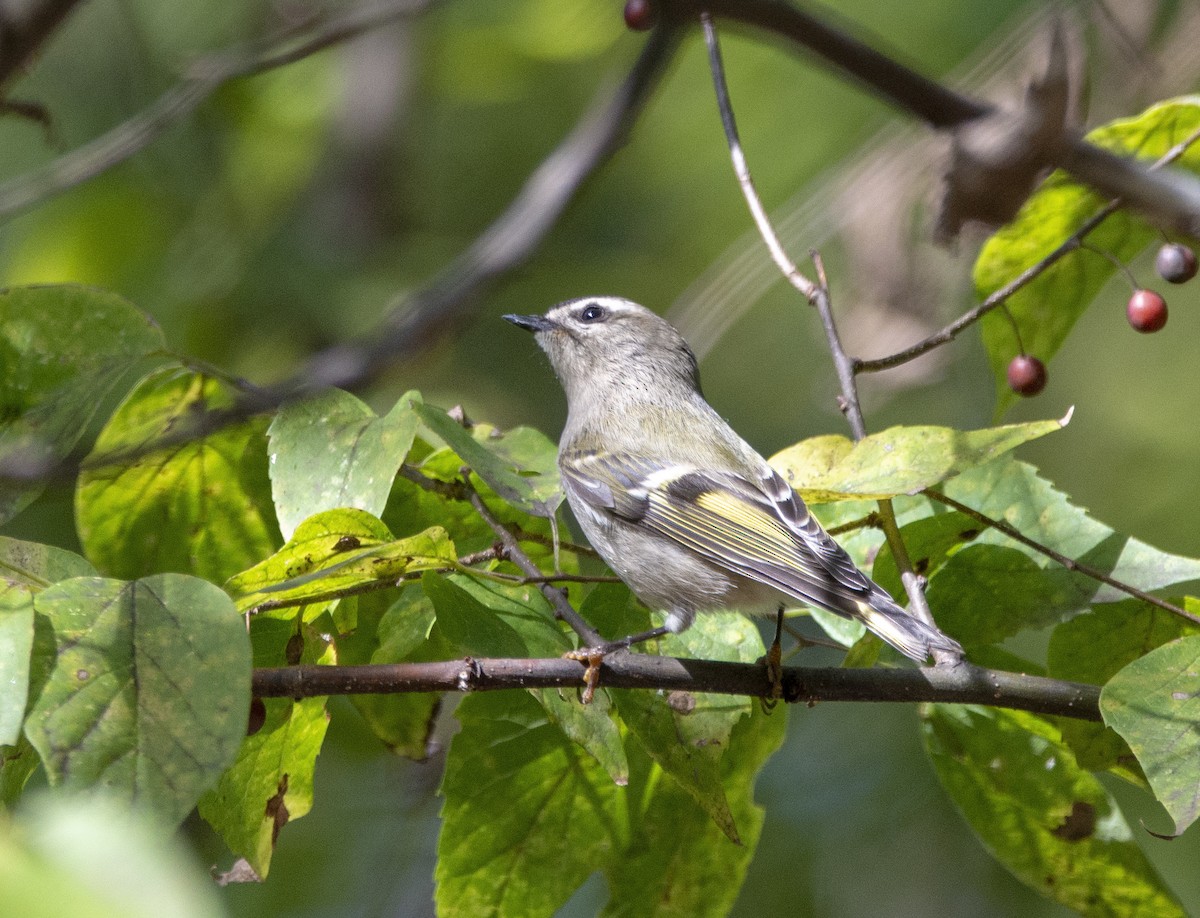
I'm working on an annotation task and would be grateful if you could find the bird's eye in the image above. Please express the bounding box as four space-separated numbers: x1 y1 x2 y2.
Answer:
579 303 606 323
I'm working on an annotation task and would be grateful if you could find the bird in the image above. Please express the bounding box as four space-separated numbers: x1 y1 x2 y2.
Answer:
504 296 963 666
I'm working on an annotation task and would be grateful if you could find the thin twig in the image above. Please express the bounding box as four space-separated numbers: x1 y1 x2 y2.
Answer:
460 473 606 647
251 655 1103 722
700 13 817 300
703 16 946 644
927 489 1200 626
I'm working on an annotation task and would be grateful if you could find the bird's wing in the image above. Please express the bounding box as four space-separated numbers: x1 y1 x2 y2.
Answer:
560 448 876 610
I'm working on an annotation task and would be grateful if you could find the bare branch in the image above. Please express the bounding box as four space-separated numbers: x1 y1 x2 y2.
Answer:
0 23 682 487
0 0 432 221
700 13 817 300
250 655 1103 722
682 0 1200 235
460 473 607 648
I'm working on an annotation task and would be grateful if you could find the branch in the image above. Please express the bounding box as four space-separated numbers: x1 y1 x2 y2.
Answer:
250 655 1102 722
0 0 432 220
460 472 607 648
682 0 1200 235
0 23 682 487
702 17 945 645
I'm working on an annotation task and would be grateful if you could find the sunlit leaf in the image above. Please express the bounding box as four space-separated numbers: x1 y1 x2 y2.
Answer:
927 458 1200 646
770 416 1068 501
24 575 251 825
0 285 166 523
268 389 419 541
76 367 277 583
226 509 454 620
923 705 1185 916
198 618 332 878
1101 634 1200 836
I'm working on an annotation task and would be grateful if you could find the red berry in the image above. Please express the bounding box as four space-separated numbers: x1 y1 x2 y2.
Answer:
1155 243 1197 284
1126 289 1168 333
623 0 655 30
1007 354 1047 397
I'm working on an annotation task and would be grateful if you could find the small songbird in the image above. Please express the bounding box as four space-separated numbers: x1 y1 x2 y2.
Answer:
504 296 963 665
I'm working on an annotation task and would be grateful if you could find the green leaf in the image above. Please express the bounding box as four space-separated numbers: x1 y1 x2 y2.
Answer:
1049 600 1198 783
975 97 1200 414
0 794 226 918
1 736 41 807
1101 634 1200 836
414 402 562 518
536 582 634 786
24 574 251 825
927 458 1200 646
425 570 565 658
227 508 426 617
268 388 420 540
769 415 1068 501
923 705 1185 916
0 285 166 523
870 510 983 603
435 691 620 918
339 589 440 760
601 703 788 918
0 539 99 747
0 537 98 591
612 612 763 844
198 620 332 877
76 367 278 583
0 590 34 746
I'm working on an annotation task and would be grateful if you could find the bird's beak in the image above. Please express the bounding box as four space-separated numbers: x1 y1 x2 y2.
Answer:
503 313 557 333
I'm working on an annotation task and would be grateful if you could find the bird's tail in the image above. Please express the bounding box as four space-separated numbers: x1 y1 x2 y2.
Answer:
853 591 963 663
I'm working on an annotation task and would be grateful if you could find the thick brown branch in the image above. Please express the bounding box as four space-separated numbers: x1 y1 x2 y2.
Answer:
683 0 986 127
251 655 1102 721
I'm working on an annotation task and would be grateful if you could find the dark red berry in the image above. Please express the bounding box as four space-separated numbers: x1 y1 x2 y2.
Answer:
623 0 655 30
247 697 267 736
1007 355 1047 397
1155 243 1197 284
1127 289 1168 333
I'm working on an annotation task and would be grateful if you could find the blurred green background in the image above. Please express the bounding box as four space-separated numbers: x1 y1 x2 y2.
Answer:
3 0 1199 915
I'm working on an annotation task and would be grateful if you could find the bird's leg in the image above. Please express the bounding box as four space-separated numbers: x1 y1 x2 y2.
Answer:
565 625 672 704
761 606 785 711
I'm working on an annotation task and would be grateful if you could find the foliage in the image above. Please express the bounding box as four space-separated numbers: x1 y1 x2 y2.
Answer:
2 266 1199 915
3 2 1200 915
